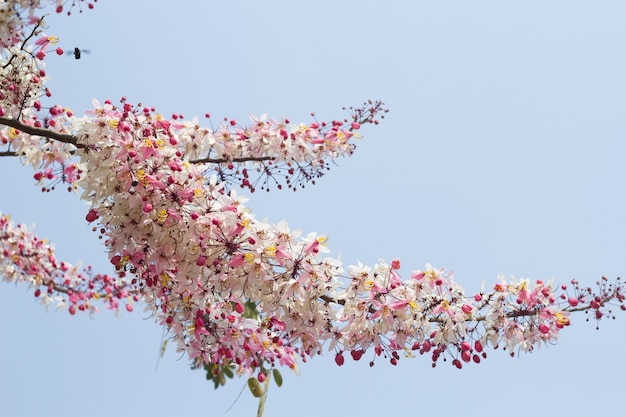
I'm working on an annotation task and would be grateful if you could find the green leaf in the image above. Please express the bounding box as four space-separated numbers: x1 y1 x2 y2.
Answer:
223 366 234 379
248 377 263 398
243 300 259 319
272 369 283 387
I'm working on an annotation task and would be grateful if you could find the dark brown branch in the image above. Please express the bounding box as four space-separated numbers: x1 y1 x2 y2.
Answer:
0 116 82 148
0 117 277 164
189 155 274 164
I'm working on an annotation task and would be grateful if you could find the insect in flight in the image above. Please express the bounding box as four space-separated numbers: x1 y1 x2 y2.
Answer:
66 47 91 60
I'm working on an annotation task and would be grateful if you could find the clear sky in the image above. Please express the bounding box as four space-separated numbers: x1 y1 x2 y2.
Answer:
1 1 626 416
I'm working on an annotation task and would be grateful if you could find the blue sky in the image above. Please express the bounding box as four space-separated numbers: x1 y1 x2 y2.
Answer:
1 1 625 416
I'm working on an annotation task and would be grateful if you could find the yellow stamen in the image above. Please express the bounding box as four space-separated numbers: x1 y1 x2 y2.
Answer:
8 128 18 139
555 312 570 326
264 246 277 257
156 209 168 224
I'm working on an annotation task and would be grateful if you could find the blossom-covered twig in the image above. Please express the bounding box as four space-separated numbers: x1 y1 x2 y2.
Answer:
0 213 139 314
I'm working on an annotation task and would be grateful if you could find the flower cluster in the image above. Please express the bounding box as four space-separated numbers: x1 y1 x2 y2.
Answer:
0 1 624 384
335 261 624 368
71 96 384 376
1 1 95 50
0 213 139 314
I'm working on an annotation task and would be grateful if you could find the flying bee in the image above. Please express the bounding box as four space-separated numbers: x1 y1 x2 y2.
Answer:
66 47 91 59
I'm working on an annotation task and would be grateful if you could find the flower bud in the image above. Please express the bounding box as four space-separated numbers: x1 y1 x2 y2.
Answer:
335 352 345 366
85 209 99 223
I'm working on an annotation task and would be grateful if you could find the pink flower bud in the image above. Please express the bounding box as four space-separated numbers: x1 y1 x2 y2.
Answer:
474 340 483 352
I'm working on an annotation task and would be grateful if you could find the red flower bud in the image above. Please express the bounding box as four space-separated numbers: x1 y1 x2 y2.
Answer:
335 352 345 366
85 209 99 223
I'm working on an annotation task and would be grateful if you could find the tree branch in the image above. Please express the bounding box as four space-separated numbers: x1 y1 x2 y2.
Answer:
0 116 82 148
0 116 280 164
319 284 622 325
189 155 275 164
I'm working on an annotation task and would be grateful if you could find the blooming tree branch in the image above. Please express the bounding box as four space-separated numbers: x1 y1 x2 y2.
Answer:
0 0 624 395
0 213 139 314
